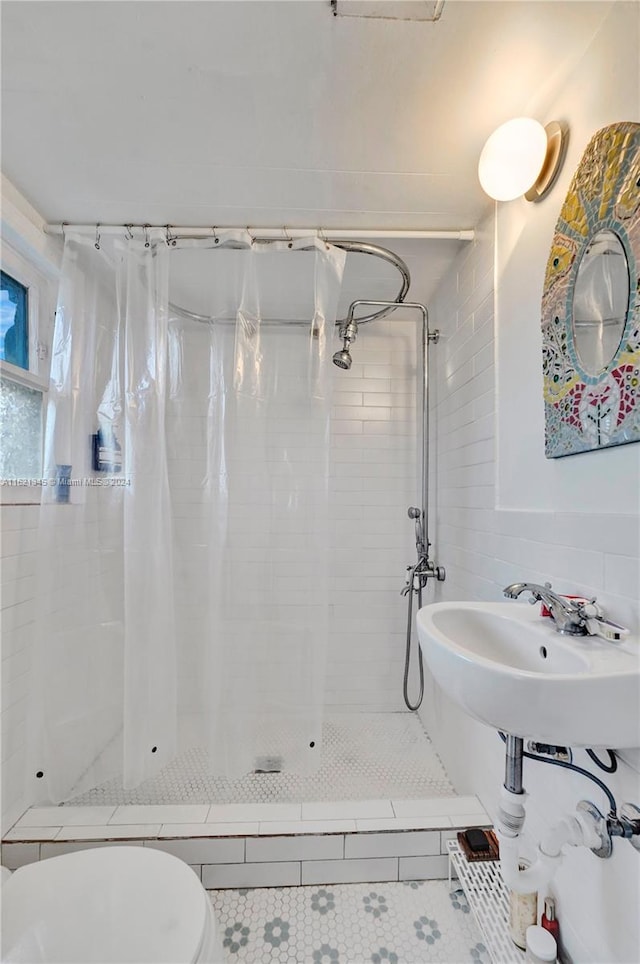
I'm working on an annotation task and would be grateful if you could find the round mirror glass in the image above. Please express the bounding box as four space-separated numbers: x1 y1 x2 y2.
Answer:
572 229 630 376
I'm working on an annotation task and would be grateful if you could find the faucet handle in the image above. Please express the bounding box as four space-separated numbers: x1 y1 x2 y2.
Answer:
577 599 602 618
572 597 630 641
527 581 553 605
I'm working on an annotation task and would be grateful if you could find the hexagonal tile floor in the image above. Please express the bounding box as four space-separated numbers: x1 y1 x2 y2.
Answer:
68 712 454 806
209 880 490 963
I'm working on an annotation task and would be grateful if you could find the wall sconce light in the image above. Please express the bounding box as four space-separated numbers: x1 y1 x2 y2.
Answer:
478 118 568 202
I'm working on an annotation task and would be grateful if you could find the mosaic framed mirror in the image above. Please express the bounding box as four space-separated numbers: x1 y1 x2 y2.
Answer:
541 121 640 457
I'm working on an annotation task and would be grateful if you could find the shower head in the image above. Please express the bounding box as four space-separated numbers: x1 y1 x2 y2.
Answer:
333 319 358 370
332 348 352 370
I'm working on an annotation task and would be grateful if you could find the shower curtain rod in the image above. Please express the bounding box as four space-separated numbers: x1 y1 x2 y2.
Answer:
44 223 475 242
46 225 417 327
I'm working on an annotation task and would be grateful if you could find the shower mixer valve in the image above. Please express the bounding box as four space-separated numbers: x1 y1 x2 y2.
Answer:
401 505 445 714
402 557 446 594
405 507 446 586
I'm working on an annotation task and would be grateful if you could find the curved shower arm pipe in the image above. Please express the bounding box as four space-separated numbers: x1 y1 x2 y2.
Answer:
328 241 409 325
344 300 438 571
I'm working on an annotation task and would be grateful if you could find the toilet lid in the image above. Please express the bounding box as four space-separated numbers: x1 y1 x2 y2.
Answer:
1 846 209 964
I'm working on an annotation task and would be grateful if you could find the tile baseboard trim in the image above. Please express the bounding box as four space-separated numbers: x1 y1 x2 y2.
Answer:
1 826 481 882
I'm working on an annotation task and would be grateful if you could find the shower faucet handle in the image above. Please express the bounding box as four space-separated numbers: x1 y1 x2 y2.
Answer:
408 506 421 519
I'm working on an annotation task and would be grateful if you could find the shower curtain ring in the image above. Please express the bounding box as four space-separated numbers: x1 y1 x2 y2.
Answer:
94 224 101 250
125 224 134 240
247 226 255 247
318 228 330 250
143 224 151 248
283 226 293 248
165 224 176 247
211 227 219 245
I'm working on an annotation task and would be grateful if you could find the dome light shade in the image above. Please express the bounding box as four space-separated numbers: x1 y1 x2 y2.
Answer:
478 117 549 201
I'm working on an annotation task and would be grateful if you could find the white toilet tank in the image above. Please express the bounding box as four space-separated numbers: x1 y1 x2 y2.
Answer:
1 846 225 964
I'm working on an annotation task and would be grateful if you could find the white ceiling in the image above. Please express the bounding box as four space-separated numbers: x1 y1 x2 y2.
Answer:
0 0 618 302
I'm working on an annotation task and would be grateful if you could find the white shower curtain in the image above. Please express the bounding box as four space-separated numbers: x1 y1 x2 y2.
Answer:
26 230 345 802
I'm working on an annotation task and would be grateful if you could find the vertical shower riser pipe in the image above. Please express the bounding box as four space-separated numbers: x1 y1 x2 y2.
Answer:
342 300 437 566
420 308 429 553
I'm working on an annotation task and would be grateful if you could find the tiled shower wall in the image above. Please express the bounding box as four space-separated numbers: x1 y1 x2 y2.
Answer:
1 505 39 832
169 316 421 718
327 318 419 711
1 496 125 833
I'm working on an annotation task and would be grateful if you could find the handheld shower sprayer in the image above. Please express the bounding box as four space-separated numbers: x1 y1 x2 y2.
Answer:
408 506 425 557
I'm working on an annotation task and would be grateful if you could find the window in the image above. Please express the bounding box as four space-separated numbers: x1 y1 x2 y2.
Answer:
1 270 29 369
0 244 52 500
0 375 43 480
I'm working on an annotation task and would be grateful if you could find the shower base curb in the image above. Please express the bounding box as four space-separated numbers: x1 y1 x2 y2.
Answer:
2 796 490 887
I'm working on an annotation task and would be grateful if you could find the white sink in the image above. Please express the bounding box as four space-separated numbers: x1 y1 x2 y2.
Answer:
416 601 640 748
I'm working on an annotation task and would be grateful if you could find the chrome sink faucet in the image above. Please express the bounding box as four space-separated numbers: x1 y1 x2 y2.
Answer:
503 582 593 636
505 582 630 641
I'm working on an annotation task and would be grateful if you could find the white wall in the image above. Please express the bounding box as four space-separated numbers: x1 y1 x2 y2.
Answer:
421 6 640 960
497 0 640 514
1 177 62 832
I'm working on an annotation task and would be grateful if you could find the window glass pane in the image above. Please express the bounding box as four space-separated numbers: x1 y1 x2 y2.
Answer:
0 375 42 480
1 270 29 370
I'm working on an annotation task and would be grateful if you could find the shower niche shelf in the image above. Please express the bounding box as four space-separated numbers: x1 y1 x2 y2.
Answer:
447 839 525 964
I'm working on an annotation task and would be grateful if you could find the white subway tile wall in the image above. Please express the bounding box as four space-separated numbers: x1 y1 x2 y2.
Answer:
327 322 419 712
1 493 124 833
168 320 419 720
2 318 422 832
2 505 39 833
300 857 398 886
146 836 245 864
245 834 344 863
343 830 440 860
202 860 301 889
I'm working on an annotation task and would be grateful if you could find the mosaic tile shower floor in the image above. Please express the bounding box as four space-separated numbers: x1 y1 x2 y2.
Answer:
69 713 454 806
209 880 489 964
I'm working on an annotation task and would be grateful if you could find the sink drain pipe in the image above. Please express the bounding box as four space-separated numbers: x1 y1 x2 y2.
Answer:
496 735 602 894
505 735 523 795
